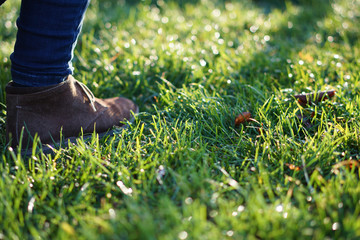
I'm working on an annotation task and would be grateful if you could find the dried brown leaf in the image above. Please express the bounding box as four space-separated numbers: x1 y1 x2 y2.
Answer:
235 112 251 127
332 160 360 170
285 163 302 171
296 113 312 129
295 90 336 107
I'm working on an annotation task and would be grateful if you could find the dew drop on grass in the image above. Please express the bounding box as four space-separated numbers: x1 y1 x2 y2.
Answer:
237 205 245 212
157 165 166 185
205 25 212 32
275 204 283 213
44 222 50 229
332 222 339 231
109 208 116 219
3 20 12 29
105 22 111 29
228 179 239 188
212 9 221 17
212 47 219 55
185 197 193 205
178 231 188 240
105 65 114 72
94 48 101 54
161 17 169 24
250 25 258 33
177 16 184 23
315 34 322 43
27 197 35 213
226 3 234 10
116 181 133 196
226 231 234 237
210 210 218 218
288 21 293 29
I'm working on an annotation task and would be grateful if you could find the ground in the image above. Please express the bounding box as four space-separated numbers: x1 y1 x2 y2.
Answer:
1 0 360 239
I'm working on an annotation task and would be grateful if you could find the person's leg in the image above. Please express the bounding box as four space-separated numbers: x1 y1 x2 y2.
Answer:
10 0 90 87
6 0 138 151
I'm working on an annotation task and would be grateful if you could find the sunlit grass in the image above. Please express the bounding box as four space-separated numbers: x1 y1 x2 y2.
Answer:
1 0 360 239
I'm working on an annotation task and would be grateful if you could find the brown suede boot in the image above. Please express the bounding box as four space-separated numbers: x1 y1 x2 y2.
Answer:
6 75 138 149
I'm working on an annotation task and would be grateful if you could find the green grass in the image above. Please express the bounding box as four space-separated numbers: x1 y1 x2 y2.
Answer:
1 0 360 239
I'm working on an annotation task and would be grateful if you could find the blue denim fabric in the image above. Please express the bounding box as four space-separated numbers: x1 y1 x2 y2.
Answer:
10 0 90 87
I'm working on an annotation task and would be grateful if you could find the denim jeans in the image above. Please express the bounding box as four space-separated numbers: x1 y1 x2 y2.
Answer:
10 0 90 87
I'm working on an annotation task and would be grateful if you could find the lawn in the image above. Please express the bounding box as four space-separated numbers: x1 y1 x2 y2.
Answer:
1 0 360 239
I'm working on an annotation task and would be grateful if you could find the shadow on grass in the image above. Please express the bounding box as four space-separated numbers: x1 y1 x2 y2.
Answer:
90 0 335 107
238 0 333 89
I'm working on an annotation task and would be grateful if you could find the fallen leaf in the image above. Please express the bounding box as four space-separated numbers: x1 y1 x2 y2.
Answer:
332 160 360 170
235 112 251 127
285 163 302 171
296 113 312 129
110 52 121 63
295 90 336 107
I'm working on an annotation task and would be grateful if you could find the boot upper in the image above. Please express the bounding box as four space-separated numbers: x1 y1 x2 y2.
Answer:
6 75 138 147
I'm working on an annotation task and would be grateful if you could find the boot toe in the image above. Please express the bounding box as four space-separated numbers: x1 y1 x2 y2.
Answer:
91 97 138 132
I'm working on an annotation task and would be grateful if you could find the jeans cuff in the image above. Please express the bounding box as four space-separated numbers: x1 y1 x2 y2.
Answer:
11 68 70 87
